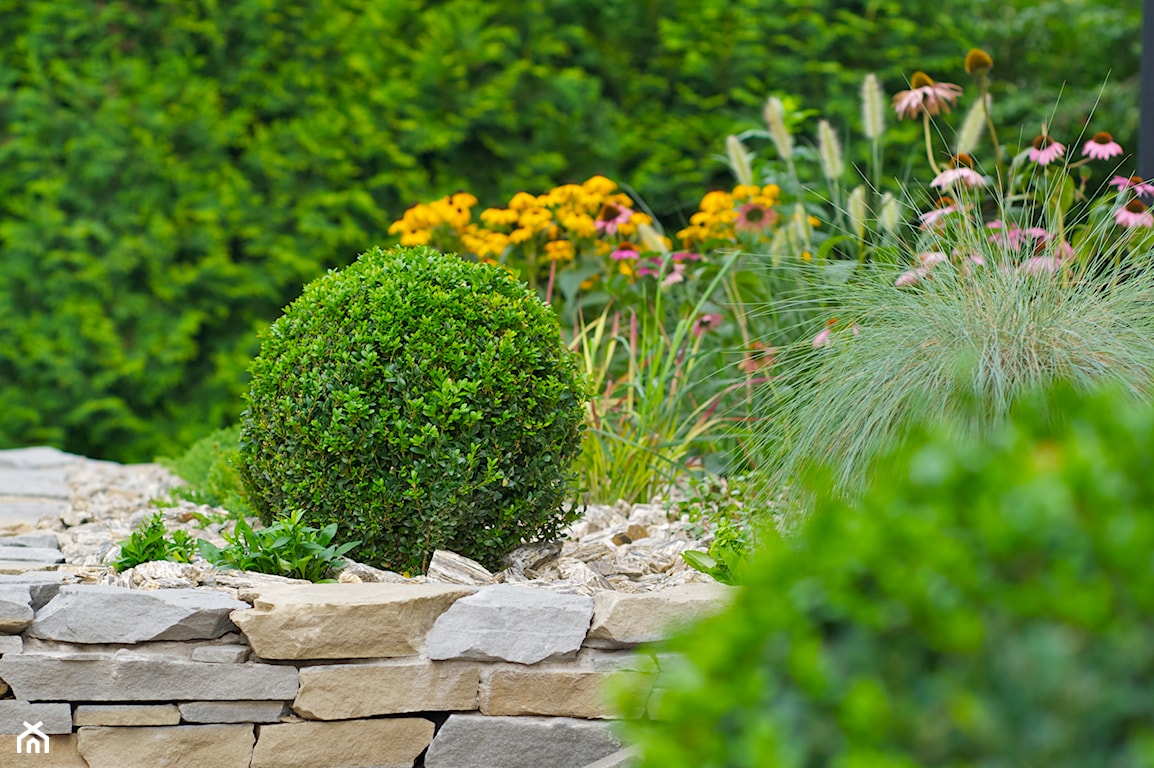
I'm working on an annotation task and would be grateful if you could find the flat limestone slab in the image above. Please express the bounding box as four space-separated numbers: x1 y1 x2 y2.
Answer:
0 469 71 499
424 714 622 768
427 585 594 664
74 704 181 727
78 724 255 768
585 584 736 648
251 718 434 768
0 652 299 702
179 701 287 724
0 447 82 470
231 583 474 660
0 733 85 766
0 701 71 733
0 546 63 563
28 585 248 643
0 561 61 575
294 658 480 719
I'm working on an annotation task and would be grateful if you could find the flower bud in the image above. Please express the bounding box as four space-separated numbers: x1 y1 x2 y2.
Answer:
964 48 993 75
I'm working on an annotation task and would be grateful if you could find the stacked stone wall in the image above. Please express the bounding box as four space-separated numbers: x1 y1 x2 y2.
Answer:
0 577 732 768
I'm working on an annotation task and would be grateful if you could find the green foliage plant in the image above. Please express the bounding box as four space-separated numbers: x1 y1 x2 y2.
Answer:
673 474 755 586
238 245 588 574
197 511 360 583
158 426 252 517
620 384 1154 766
113 512 198 572
570 248 754 505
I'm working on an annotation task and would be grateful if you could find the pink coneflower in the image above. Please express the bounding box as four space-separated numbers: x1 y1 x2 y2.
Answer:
1109 175 1154 198
1028 135 1065 166
1082 132 1123 160
738 341 777 374
1020 255 1064 275
595 203 632 235
672 251 702 262
895 267 930 287
930 167 986 190
692 313 723 338
918 196 960 230
892 71 963 120
734 202 777 233
661 262 687 288
812 318 838 348
918 251 947 267
1115 200 1154 228
610 244 640 260
987 221 1050 250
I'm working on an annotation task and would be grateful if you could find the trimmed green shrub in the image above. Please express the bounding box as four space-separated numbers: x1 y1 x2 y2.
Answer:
238 245 588 573
622 385 1154 766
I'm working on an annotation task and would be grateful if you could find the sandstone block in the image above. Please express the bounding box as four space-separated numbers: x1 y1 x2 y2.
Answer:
585 584 735 648
251 718 434 768
0 635 22 654
191 644 250 663
231 583 473 660
0 586 33 634
28 585 248 643
77 724 255 768
0 701 71 733
0 652 299 701
424 714 622 768
294 658 479 719
0 733 85 766
480 651 655 719
427 584 593 664
74 704 181 726
180 701 287 724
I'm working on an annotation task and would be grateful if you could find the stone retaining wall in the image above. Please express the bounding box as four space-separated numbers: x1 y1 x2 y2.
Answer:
0 575 732 768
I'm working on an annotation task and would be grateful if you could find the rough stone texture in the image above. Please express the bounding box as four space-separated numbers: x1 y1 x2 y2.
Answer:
480 652 656 718
180 701 287 724
232 583 473 660
582 747 640 768
77 724 255 768
0 586 33 633
0 652 299 701
0 571 67 610
191 644 250 663
0 733 86 766
294 658 480 719
0 701 72 733
427 585 594 664
585 583 735 648
0 533 61 549
251 718 435 768
28 585 248 643
424 714 623 768
73 704 181 726
0 635 22 654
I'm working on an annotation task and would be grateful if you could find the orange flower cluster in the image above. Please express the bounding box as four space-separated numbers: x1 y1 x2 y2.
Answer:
388 177 663 276
676 184 781 250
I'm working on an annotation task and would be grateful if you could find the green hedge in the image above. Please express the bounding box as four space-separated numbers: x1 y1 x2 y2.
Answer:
0 0 1137 461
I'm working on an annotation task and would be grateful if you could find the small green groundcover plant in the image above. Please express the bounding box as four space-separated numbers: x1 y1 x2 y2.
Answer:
114 510 359 583
113 512 198 572
238 245 589 574
619 384 1154 766
157 425 253 517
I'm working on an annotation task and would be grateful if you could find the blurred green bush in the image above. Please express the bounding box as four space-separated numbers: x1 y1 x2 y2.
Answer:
621 384 1154 765
0 0 1137 461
